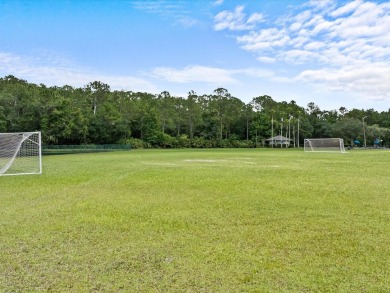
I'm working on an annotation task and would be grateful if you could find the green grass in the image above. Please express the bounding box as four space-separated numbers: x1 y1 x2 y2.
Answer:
1 148 389 292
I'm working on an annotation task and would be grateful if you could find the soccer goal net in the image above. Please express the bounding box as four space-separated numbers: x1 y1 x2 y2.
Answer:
304 138 346 153
0 132 42 176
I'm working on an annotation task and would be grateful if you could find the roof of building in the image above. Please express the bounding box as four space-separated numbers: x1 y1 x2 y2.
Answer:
266 135 292 141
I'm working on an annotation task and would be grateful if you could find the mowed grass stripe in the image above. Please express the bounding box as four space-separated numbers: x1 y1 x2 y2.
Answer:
0 149 389 291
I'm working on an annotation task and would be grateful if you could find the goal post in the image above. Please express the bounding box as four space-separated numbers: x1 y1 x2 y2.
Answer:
304 138 346 153
0 132 42 176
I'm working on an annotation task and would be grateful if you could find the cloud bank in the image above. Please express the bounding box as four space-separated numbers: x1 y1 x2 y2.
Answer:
0 51 157 92
214 1 390 101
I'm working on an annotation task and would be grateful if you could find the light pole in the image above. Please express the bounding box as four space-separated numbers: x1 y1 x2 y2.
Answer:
297 118 300 148
280 118 283 148
363 116 368 149
271 115 274 148
288 116 292 148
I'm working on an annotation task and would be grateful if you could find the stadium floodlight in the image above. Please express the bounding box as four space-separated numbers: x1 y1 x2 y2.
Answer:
304 138 346 153
363 116 368 149
0 132 42 176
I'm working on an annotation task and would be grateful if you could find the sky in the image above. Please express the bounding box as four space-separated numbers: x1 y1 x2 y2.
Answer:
1 0 389 112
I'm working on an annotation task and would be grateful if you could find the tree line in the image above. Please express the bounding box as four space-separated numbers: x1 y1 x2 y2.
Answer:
1 75 389 148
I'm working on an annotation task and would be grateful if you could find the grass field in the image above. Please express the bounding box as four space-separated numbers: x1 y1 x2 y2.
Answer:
1 148 389 292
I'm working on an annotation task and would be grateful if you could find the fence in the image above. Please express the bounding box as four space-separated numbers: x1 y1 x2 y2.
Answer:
42 144 131 155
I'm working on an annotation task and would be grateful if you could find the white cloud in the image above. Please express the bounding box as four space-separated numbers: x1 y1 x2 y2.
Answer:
215 0 390 101
247 13 264 24
330 0 361 17
303 41 325 50
214 5 264 31
237 28 290 51
132 0 198 28
257 56 276 63
132 0 183 15
176 16 198 28
329 2 390 39
150 65 280 86
233 68 275 79
0 52 280 98
281 50 322 64
151 65 237 84
297 62 390 100
0 51 157 92
294 10 313 24
308 0 337 12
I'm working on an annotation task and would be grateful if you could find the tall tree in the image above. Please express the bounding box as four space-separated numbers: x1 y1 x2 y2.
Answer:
172 96 187 137
332 118 362 145
243 103 253 141
185 90 202 140
156 91 174 135
86 81 110 116
207 88 232 140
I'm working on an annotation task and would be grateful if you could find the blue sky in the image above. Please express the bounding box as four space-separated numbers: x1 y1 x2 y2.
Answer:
1 0 389 112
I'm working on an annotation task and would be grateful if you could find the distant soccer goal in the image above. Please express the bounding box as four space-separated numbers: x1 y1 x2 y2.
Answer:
304 138 346 153
0 132 42 176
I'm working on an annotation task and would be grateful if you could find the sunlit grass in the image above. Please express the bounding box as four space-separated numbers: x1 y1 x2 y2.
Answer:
1 149 389 291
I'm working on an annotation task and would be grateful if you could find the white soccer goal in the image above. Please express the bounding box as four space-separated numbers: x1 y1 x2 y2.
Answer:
0 132 42 176
304 138 346 153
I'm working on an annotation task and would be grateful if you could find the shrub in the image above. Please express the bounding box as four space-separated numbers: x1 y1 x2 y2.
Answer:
176 135 191 148
127 138 151 149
